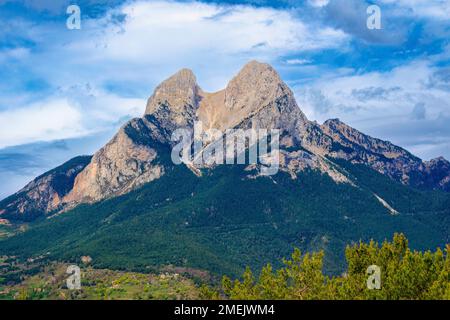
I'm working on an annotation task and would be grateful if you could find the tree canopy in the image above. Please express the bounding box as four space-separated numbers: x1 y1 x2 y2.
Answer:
203 234 450 300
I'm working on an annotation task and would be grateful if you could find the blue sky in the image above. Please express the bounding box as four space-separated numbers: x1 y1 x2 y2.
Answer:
0 0 449 198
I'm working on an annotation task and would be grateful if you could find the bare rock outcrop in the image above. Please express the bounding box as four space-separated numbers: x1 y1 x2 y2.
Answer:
320 118 450 191
198 61 309 138
144 68 201 143
63 118 163 205
0 156 91 220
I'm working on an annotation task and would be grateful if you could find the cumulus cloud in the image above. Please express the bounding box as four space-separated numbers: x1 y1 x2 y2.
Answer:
73 1 348 65
323 0 410 44
0 99 85 148
0 89 144 149
297 88 333 115
1 1 349 98
0 47 30 62
308 0 330 8
286 58 312 65
0 0 349 150
296 60 450 160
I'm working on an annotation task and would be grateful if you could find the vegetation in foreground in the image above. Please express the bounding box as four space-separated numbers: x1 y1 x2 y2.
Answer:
202 234 450 300
0 262 201 300
1 234 449 300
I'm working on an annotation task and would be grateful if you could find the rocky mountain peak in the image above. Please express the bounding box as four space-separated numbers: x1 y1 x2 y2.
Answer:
197 60 309 135
321 117 415 161
226 60 280 93
145 68 199 115
143 68 201 142
323 118 342 126
429 156 449 165
0 156 92 221
224 60 292 113
422 156 450 191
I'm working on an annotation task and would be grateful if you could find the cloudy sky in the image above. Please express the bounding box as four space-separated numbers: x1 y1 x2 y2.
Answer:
0 0 449 198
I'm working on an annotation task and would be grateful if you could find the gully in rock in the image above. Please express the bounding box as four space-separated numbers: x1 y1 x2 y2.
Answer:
171 121 280 176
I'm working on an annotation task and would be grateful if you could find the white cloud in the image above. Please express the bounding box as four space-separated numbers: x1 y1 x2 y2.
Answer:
66 0 348 74
286 58 312 65
298 60 448 121
0 47 29 62
56 84 144 125
0 88 145 149
296 60 450 160
0 0 350 149
308 0 330 8
0 99 85 148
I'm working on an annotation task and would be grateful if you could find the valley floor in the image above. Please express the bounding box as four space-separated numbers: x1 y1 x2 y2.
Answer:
0 258 202 300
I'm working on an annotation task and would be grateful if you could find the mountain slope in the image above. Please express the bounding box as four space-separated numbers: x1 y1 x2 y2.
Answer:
1 155 449 276
0 156 91 221
321 118 450 191
0 61 450 277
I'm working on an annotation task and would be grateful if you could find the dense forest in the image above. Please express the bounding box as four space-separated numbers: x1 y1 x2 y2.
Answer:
1 155 450 278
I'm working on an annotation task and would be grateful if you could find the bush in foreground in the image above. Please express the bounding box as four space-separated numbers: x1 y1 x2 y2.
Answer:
203 234 450 300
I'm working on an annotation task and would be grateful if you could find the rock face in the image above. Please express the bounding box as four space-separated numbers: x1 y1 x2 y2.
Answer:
63 119 164 205
321 118 420 181
320 119 450 191
2 60 450 221
144 68 200 143
198 61 309 137
0 156 91 221
421 157 450 192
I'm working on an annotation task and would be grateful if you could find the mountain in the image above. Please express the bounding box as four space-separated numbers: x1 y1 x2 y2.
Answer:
0 156 91 222
1 61 449 276
321 118 450 191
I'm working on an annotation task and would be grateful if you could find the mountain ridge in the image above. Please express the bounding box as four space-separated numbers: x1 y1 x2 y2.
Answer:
1 60 450 222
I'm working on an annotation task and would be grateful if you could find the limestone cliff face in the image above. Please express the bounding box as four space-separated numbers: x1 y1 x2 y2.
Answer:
34 69 199 210
59 70 202 207
197 61 309 138
2 60 450 221
320 118 420 181
63 118 163 205
195 61 344 181
0 156 91 221
144 68 200 143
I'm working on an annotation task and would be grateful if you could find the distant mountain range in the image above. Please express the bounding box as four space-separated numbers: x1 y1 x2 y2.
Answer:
1 61 449 275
